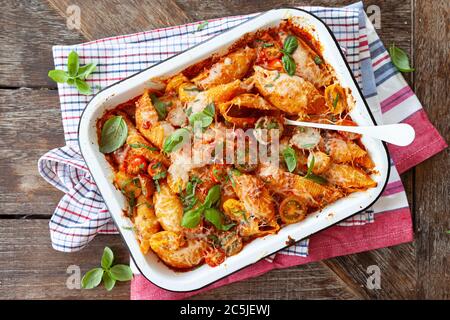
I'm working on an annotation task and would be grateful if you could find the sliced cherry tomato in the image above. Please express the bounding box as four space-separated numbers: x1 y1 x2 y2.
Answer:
126 155 148 175
147 160 166 177
279 196 307 224
204 247 226 267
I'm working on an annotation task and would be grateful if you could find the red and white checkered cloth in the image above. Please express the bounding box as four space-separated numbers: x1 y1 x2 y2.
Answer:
38 2 446 299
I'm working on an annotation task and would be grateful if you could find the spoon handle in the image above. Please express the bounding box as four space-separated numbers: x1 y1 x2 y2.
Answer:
284 119 415 147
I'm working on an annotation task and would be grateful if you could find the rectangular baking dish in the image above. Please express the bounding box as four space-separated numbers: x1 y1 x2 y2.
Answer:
78 8 390 292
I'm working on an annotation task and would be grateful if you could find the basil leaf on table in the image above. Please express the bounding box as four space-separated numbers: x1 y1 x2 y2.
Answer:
204 208 235 231
100 116 128 154
81 268 104 289
75 78 92 95
162 128 190 153
101 246 114 269
48 70 69 83
48 50 96 95
388 44 415 73
283 146 297 172
67 50 80 77
102 271 116 291
77 63 97 79
109 264 133 281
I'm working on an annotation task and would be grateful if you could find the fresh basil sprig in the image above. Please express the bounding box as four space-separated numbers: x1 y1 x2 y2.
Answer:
150 93 171 120
81 247 133 291
181 185 222 229
280 35 298 76
48 50 97 95
388 44 415 73
305 155 328 185
283 146 297 173
100 116 128 154
162 128 191 153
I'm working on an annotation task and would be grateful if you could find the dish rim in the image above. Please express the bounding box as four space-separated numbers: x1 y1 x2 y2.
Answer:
78 7 391 292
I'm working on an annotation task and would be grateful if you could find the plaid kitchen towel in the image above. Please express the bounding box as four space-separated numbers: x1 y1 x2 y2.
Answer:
37 1 446 299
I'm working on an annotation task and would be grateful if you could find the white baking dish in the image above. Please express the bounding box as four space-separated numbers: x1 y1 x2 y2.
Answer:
78 8 390 292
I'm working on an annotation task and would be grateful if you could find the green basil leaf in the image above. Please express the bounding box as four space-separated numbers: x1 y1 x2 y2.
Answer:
189 112 213 128
81 268 104 289
203 185 221 208
262 43 274 48
332 93 340 110
283 147 297 172
109 264 133 281
67 50 80 77
305 173 328 185
150 93 171 120
197 21 209 31
101 246 114 269
283 35 298 55
67 78 75 85
48 70 70 83
204 208 235 231
102 271 116 291
75 78 92 95
100 115 128 154
181 206 204 228
282 54 296 76
203 103 215 117
77 63 97 79
314 55 323 65
388 44 415 73
128 143 158 151
162 128 190 153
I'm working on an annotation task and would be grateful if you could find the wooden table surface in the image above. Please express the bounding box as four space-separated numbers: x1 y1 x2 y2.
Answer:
0 0 448 300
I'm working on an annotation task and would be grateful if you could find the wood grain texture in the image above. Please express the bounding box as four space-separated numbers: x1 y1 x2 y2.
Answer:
0 0 85 88
0 88 64 217
46 0 192 40
194 263 359 300
0 220 129 299
413 0 450 300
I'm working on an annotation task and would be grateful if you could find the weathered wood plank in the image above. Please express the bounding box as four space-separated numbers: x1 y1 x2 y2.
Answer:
413 0 450 300
323 243 417 299
0 219 129 299
0 88 65 216
194 263 359 300
46 0 192 40
0 0 85 88
0 219 359 300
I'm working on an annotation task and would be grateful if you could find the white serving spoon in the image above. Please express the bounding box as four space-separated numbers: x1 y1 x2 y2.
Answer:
284 119 415 146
